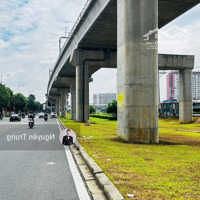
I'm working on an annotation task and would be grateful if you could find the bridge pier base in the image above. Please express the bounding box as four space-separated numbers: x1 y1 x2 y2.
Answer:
179 69 193 123
117 0 159 143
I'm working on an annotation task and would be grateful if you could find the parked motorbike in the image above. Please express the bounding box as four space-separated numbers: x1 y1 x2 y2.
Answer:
28 118 34 128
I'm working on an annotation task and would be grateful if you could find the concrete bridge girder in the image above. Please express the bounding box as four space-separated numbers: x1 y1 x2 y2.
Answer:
70 49 195 70
68 47 195 131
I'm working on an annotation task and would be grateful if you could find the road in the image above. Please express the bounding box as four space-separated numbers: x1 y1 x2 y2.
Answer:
0 116 90 200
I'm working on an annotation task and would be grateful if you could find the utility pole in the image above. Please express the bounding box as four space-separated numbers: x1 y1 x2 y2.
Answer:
59 36 69 54
49 68 52 79
14 95 15 113
1 73 10 84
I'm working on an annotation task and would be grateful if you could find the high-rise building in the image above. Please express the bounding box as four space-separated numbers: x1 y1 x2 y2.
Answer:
166 71 200 100
93 93 116 105
192 72 200 100
166 71 179 100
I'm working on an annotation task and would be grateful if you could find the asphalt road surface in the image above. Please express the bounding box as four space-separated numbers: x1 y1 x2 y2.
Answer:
0 116 90 200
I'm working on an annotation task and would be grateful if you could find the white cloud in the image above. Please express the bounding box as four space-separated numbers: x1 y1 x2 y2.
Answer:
0 39 9 49
0 0 86 102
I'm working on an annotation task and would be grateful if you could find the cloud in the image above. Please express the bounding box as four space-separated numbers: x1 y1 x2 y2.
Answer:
0 0 86 102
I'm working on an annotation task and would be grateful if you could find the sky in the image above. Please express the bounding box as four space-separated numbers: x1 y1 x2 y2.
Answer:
0 0 200 103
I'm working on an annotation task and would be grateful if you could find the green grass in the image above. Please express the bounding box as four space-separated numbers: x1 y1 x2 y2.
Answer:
59 116 200 200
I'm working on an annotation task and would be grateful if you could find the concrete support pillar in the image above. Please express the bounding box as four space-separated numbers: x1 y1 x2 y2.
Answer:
61 89 67 118
56 98 60 116
66 93 69 117
117 0 159 143
179 69 193 123
84 64 90 123
76 65 84 122
70 85 76 120
76 64 89 122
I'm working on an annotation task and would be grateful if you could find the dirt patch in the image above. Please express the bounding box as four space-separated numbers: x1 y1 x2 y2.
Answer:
160 134 200 146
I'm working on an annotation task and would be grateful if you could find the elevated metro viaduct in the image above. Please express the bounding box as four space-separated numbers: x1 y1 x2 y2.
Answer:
47 0 199 143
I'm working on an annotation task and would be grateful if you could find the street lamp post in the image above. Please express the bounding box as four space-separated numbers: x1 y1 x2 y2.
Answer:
59 36 69 54
49 68 52 79
14 95 15 113
1 73 10 84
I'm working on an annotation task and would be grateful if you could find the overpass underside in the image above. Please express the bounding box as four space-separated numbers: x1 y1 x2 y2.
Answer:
48 0 199 144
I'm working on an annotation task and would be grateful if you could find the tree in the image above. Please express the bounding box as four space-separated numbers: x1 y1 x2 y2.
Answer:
106 100 117 115
89 105 96 114
13 93 27 113
5 87 13 108
35 101 43 112
27 94 36 112
27 94 43 112
0 83 10 111
28 94 36 101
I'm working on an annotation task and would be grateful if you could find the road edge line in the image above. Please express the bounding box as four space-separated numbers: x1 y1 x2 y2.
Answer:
56 119 91 200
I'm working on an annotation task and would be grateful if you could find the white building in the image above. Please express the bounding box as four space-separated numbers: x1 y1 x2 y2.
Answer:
93 93 116 105
192 72 200 100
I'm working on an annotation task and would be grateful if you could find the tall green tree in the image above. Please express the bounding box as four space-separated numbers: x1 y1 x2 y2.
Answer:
28 94 36 101
27 94 36 112
27 94 43 112
89 105 96 114
5 87 13 108
0 84 13 111
13 93 27 113
35 101 43 112
106 100 117 115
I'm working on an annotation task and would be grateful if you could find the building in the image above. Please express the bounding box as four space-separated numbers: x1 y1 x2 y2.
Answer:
192 72 200 100
166 71 179 100
93 93 116 105
166 71 200 100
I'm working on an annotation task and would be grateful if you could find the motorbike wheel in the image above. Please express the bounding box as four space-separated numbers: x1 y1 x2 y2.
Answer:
29 122 33 129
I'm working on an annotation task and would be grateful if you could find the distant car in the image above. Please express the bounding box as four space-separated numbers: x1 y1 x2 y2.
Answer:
50 113 57 118
38 112 44 118
10 114 21 122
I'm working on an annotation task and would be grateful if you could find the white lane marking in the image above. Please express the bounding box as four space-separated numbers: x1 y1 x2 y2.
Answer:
46 162 56 165
56 119 90 200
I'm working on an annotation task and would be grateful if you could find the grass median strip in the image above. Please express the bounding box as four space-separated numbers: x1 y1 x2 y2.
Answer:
60 116 200 200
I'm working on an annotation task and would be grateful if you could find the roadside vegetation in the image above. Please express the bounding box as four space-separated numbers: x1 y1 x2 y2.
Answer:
59 116 200 200
0 83 43 115
90 100 117 120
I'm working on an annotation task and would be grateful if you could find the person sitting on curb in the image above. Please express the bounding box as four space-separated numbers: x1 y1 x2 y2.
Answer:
62 129 73 146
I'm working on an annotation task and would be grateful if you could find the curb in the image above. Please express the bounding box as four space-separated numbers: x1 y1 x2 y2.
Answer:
58 118 125 200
